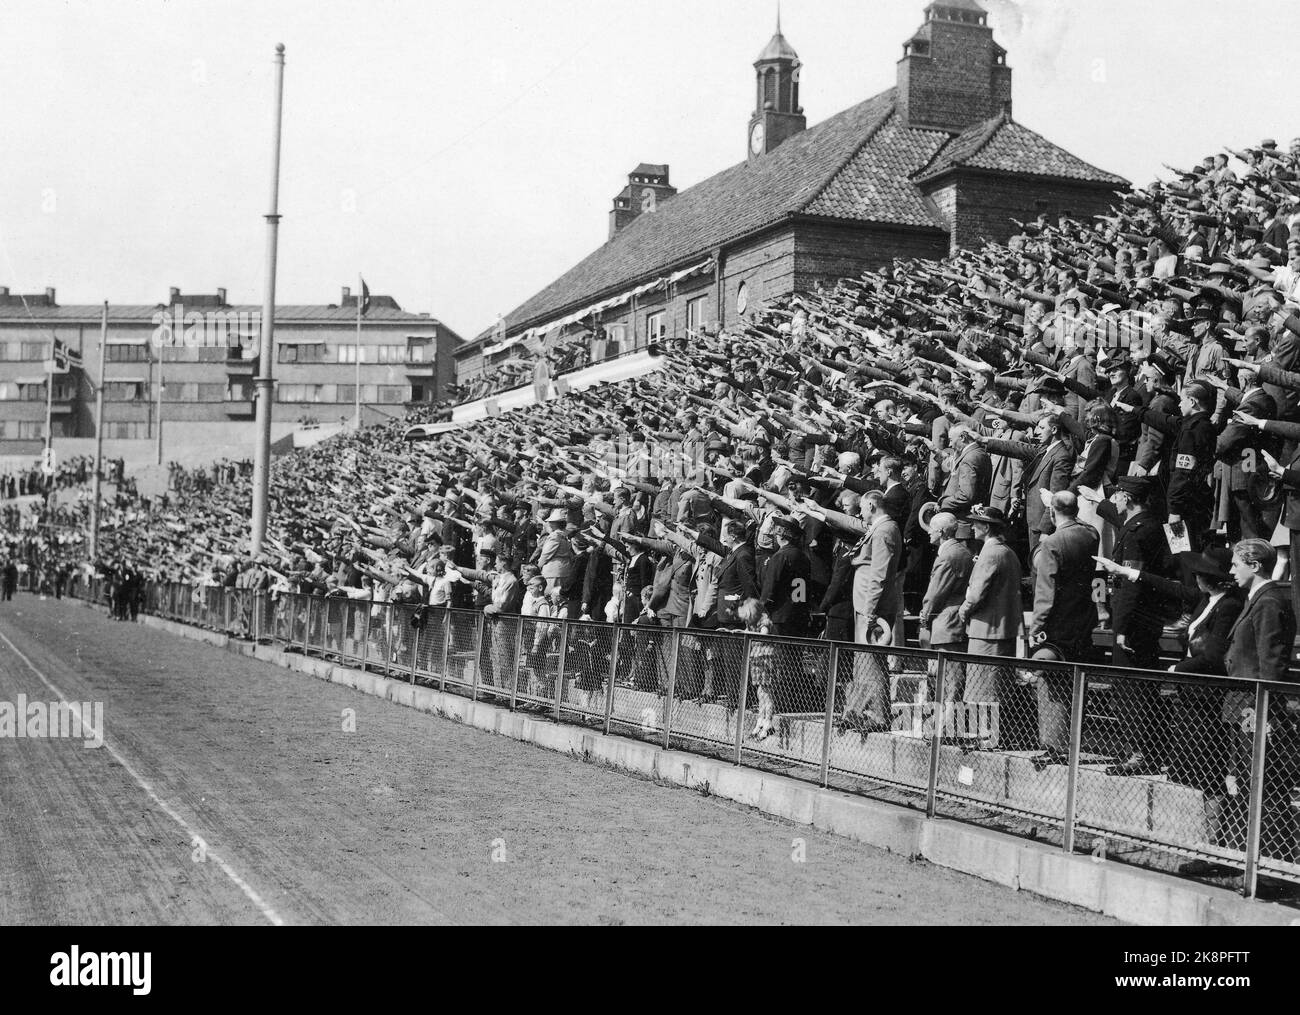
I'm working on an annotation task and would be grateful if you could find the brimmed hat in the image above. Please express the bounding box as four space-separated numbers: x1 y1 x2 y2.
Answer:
1178 547 1232 581
545 507 569 523
865 617 894 647
962 505 1008 529
1107 475 1153 498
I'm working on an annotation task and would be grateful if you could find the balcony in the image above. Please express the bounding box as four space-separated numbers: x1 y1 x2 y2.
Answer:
224 399 255 417
225 356 256 375
403 361 435 377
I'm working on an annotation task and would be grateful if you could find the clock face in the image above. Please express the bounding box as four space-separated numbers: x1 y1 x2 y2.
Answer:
750 122 765 155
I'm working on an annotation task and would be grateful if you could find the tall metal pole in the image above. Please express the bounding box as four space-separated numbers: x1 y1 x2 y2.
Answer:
89 303 108 560
155 342 164 465
250 42 286 556
354 293 362 429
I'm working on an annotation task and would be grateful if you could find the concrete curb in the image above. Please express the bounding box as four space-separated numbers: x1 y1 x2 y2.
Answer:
125 608 1296 926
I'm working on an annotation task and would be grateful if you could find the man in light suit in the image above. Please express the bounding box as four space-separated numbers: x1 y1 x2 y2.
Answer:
939 427 993 520
919 512 974 701
842 490 902 732
957 506 1023 710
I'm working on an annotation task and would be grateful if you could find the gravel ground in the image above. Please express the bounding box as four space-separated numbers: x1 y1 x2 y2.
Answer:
0 595 1116 926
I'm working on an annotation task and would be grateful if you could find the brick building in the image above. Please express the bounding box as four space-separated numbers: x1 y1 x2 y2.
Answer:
0 285 462 458
458 0 1127 385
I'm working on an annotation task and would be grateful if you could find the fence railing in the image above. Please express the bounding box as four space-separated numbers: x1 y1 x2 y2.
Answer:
68 576 1300 900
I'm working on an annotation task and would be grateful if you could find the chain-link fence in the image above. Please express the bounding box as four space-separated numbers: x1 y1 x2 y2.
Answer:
60 580 1300 901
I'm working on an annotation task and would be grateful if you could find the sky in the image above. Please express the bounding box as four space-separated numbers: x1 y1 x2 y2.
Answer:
1 0 1296 341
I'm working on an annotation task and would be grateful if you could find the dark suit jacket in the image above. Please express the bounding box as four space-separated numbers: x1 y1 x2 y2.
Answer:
939 444 992 516
985 437 1073 535
1031 518 1100 649
1106 508 1172 635
1216 387 1278 492
1142 572 1244 675
819 541 856 620
715 543 759 626
761 543 811 631
1224 582 1297 684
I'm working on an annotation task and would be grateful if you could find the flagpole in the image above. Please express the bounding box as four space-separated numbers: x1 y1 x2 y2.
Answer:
155 341 164 465
354 286 362 430
251 42 286 557
90 303 108 561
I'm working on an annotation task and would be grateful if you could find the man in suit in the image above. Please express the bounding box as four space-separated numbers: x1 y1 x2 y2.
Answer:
1030 492 1100 662
843 491 902 732
761 517 811 639
1099 477 1175 775
957 505 1022 716
919 512 974 700
1103 355 1146 476
714 520 758 627
980 414 1075 557
711 520 758 705
1215 362 1278 541
939 427 992 520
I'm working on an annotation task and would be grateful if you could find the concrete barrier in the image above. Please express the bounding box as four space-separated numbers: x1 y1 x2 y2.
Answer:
116 606 1297 926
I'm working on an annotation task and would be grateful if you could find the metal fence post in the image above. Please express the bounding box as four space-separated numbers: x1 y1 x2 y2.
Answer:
820 643 839 788
1062 665 1087 855
604 626 620 736
925 653 947 818
510 617 526 710
303 595 314 654
663 628 679 751
1242 684 1271 899
553 620 570 720
471 612 485 701
733 634 752 765
438 609 451 692
407 607 418 684
359 600 371 672
383 603 394 676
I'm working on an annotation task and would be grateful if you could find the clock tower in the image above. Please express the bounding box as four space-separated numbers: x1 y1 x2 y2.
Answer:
748 13 806 162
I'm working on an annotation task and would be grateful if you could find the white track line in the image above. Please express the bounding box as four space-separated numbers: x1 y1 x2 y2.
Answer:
0 627 285 926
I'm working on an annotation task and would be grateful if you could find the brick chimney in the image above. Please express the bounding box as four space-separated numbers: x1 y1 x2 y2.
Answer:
169 287 181 304
217 287 228 305
897 0 1012 132
341 286 351 303
609 165 677 238
44 287 56 305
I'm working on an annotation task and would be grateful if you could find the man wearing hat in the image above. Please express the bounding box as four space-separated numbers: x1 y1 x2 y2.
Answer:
956 506 1022 719
1098 476 1175 774
1103 353 1145 475
1125 381 1220 552
536 507 580 617
1215 360 1279 540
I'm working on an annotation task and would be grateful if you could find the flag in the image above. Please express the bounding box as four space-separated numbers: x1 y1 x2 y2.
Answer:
49 338 81 373
358 277 371 318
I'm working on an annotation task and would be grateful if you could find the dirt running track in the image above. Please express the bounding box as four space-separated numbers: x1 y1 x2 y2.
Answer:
0 596 1115 925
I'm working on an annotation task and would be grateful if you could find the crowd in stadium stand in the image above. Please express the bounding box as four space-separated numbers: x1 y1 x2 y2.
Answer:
6 134 1300 795
446 332 598 405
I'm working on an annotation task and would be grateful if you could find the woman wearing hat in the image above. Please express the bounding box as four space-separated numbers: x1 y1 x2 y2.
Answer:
1096 547 1244 792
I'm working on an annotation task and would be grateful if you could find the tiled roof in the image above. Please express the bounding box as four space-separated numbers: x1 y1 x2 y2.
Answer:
499 94 1126 336
504 89 912 332
804 112 952 227
914 114 1129 186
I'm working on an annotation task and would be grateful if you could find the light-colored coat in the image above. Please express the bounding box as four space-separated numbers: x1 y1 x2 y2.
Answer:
963 536 1023 641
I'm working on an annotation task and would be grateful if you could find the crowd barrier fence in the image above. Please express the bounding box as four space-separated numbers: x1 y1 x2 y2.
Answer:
67 576 1300 901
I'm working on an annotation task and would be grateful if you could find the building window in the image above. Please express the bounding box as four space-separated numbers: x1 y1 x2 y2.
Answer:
0 382 16 400
18 421 47 440
20 382 47 402
338 345 358 364
228 380 254 401
646 312 666 343
107 345 150 363
19 342 50 361
106 422 148 440
337 384 356 405
280 343 327 364
166 382 199 402
105 381 147 401
378 384 408 404
736 283 749 316
686 295 709 334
